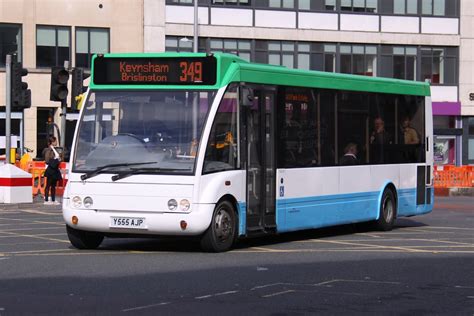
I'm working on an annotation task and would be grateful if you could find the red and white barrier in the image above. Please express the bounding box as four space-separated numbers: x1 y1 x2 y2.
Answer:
0 163 33 204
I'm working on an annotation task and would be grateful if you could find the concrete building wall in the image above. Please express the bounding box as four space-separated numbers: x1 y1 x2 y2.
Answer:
0 0 144 158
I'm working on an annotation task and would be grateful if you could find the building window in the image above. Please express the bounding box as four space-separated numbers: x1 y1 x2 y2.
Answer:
421 0 459 16
393 47 417 80
166 0 193 4
467 118 474 162
380 46 417 81
76 28 109 68
268 41 295 68
167 37 190 52
422 0 443 15
340 0 377 13
36 26 70 68
393 0 418 14
165 36 195 52
340 44 377 76
297 0 335 10
209 39 251 61
421 47 457 85
213 0 250 5
269 0 295 9
0 24 22 66
297 43 336 72
325 0 336 10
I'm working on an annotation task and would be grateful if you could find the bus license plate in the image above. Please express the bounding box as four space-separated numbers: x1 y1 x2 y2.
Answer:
110 217 146 229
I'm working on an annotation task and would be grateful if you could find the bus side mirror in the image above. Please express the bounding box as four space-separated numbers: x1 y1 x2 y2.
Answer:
240 86 254 107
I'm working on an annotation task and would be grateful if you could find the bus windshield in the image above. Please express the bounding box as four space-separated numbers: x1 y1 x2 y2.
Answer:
73 90 217 175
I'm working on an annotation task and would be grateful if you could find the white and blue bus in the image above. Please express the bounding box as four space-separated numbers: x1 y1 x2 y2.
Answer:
63 53 434 252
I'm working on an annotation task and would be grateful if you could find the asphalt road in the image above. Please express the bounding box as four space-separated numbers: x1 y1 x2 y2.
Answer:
0 197 473 315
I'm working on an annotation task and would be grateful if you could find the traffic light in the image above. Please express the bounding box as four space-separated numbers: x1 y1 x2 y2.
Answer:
50 66 69 101
71 68 90 110
11 61 31 110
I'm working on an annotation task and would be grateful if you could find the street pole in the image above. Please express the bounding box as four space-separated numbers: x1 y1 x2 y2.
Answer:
60 60 70 149
192 0 199 140
5 54 12 164
193 0 198 53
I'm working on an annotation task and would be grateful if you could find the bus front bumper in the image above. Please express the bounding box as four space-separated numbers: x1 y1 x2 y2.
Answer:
62 203 215 236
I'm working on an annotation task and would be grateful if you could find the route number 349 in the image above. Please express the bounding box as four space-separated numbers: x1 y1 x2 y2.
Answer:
180 61 203 82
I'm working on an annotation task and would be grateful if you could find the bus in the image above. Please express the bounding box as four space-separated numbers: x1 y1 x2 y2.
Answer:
62 53 434 252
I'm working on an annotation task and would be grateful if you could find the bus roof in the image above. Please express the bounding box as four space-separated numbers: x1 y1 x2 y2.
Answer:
90 52 430 97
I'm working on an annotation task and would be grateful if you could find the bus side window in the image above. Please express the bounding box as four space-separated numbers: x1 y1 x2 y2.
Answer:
203 86 239 174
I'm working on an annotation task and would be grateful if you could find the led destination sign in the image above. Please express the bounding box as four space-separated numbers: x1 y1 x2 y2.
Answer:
93 56 217 85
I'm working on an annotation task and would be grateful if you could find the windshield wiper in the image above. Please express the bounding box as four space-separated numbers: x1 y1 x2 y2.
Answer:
80 161 158 181
111 167 191 182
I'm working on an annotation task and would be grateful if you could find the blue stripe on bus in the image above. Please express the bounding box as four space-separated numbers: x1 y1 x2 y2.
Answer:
237 202 246 236
276 191 379 233
236 187 432 236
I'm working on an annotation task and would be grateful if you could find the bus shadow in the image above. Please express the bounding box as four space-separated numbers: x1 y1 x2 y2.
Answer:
89 217 429 253
235 218 430 250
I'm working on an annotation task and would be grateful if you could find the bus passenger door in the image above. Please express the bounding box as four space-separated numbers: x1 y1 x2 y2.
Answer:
243 87 276 234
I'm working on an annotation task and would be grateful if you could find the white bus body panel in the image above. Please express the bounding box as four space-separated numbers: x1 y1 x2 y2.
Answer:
63 87 233 236
63 174 215 235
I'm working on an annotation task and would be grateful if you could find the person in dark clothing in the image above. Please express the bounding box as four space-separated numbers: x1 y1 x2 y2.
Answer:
370 117 392 145
370 117 392 164
339 142 359 166
43 136 62 205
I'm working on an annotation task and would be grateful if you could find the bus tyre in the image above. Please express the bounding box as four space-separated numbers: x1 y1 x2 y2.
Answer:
200 200 237 252
375 189 396 231
66 225 104 249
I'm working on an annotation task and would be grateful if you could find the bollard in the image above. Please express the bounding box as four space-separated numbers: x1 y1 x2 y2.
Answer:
0 163 33 203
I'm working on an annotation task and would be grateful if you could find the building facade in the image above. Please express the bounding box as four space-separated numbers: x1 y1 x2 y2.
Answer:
1 0 473 165
145 0 473 165
0 0 144 158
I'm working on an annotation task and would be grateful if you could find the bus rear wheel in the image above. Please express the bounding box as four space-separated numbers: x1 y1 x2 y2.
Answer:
66 225 104 249
375 189 396 231
200 200 237 252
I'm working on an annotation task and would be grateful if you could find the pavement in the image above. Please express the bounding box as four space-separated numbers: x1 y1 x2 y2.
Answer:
435 187 474 196
0 195 62 211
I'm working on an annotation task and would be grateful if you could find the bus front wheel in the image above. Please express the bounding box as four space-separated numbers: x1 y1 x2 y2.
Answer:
375 189 396 231
66 225 104 249
200 200 237 252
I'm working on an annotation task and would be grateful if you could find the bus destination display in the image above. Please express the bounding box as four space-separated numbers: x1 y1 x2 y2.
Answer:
93 56 217 85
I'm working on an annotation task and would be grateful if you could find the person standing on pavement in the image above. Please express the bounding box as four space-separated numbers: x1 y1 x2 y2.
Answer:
43 136 62 205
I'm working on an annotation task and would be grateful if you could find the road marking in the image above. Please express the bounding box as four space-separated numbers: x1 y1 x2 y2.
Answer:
355 233 381 238
0 233 65 239
4 249 73 255
0 221 63 227
262 290 295 298
0 227 64 232
308 239 434 253
455 285 474 289
0 241 66 246
15 209 62 216
410 226 474 231
313 279 401 286
195 290 238 300
0 231 69 243
122 302 171 312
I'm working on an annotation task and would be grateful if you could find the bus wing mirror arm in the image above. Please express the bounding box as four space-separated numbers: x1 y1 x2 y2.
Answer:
240 86 254 107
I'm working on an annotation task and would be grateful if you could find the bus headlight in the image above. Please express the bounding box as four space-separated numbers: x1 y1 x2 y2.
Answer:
83 197 93 208
180 199 191 212
72 196 82 208
168 199 178 211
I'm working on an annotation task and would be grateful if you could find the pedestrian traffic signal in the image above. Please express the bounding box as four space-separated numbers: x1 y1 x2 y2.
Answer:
71 68 90 110
50 66 69 101
11 61 31 110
